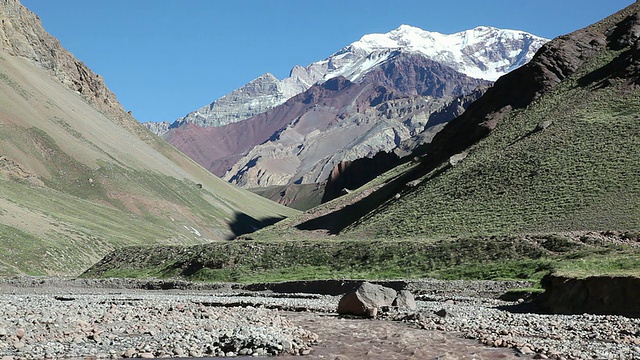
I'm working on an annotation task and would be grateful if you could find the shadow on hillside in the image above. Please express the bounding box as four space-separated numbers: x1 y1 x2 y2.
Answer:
227 212 285 239
296 159 453 234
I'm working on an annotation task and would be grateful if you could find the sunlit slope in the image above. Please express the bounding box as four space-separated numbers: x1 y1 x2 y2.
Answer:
0 52 297 276
345 48 640 238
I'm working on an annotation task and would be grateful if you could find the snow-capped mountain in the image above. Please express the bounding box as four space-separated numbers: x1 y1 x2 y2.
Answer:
336 25 546 81
146 25 547 134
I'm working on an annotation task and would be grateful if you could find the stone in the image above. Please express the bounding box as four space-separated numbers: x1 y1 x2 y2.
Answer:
367 307 378 318
253 348 267 356
537 120 553 131
123 348 136 358
14 328 25 339
435 309 447 317
518 346 534 355
281 339 293 352
392 290 417 310
139 353 154 359
448 151 468 166
337 282 397 317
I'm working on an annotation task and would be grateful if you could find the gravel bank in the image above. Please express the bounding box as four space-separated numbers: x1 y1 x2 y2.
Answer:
389 294 640 359
0 277 638 359
0 292 317 359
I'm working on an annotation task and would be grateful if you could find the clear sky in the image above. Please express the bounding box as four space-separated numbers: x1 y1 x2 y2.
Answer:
20 0 635 123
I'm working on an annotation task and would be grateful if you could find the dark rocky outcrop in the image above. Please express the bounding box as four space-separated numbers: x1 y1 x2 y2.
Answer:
540 274 640 318
322 151 400 203
244 279 409 296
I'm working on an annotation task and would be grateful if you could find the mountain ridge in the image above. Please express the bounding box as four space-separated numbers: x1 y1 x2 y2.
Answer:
167 53 491 188
145 25 547 134
0 0 130 126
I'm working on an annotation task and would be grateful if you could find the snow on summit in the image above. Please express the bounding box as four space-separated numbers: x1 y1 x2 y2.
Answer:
345 24 549 81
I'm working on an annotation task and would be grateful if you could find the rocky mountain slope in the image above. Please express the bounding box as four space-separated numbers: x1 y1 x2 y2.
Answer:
250 1 640 239
154 26 546 194
0 0 297 276
171 72 308 129
167 54 491 188
321 88 486 203
147 25 547 134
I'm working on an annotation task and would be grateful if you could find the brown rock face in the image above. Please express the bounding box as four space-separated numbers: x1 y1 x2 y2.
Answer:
364 53 488 98
323 151 400 203
0 0 130 125
166 76 370 177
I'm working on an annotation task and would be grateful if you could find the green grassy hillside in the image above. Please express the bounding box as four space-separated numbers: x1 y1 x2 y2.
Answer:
0 51 297 276
345 48 640 238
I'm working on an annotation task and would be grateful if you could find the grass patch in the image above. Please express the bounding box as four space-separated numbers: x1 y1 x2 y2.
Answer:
553 252 640 278
83 234 638 283
427 259 556 281
83 231 640 284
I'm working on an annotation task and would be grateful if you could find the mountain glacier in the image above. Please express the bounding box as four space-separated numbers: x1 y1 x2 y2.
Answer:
146 25 548 134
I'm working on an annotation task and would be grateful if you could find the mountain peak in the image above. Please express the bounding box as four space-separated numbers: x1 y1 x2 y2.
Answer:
349 25 549 81
152 24 547 134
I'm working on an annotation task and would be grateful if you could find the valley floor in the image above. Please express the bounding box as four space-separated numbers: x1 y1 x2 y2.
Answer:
0 278 638 359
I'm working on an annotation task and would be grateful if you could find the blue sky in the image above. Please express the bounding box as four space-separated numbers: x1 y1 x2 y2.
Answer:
21 0 634 123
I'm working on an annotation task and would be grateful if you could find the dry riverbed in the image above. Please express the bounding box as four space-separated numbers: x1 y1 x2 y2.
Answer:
0 278 638 359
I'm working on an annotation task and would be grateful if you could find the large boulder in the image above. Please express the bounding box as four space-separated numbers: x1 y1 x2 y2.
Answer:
337 282 397 317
